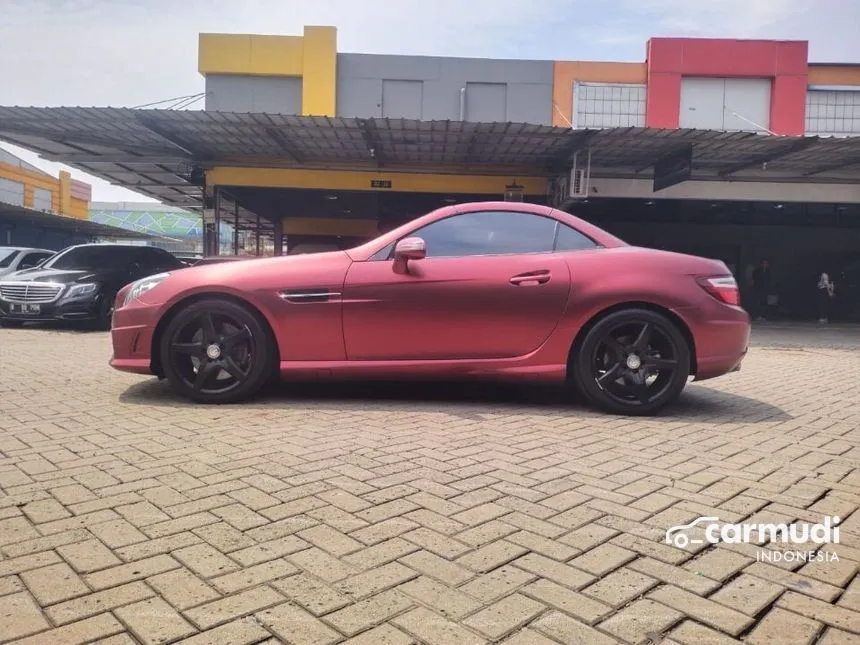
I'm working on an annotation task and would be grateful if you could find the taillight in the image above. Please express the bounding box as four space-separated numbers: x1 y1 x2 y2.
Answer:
697 275 741 306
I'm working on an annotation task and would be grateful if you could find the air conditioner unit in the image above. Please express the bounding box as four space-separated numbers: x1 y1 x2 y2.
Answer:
570 168 588 197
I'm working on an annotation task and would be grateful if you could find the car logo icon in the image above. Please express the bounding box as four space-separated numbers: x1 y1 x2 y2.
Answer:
665 516 720 548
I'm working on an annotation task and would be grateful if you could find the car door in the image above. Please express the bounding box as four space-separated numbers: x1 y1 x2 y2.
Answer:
342 210 573 361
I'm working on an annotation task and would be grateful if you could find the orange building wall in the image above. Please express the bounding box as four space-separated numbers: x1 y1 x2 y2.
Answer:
0 161 60 210
552 61 647 126
0 162 91 219
808 64 860 86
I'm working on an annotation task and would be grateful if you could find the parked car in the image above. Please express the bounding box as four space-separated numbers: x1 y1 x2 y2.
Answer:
172 253 202 267
109 201 750 416
0 243 185 329
0 247 55 279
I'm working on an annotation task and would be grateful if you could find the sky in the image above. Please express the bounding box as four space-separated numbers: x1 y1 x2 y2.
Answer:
1 0 859 203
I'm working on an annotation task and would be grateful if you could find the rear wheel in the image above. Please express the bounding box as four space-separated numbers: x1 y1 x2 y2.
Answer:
573 308 691 416
159 298 275 404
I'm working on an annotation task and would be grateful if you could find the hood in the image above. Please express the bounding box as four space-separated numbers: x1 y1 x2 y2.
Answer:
179 250 348 277
0 267 101 284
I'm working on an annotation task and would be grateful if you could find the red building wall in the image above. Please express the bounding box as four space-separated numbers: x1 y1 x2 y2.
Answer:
645 38 809 135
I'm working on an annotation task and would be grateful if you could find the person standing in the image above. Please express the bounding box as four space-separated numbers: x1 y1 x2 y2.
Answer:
817 272 835 323
751 260 772 320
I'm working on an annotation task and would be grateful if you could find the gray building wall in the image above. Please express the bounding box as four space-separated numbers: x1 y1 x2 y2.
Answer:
336 53 554 124
205 75 303 114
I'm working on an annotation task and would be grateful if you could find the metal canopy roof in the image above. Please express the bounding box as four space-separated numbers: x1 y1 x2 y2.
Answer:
0 201 158 240
1 106 859 213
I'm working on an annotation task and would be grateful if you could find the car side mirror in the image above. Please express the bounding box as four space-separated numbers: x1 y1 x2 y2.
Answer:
393 237 426 274
394 237 426 261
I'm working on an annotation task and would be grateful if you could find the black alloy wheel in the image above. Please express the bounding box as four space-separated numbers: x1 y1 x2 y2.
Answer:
573 308 691 416
159 298 275 404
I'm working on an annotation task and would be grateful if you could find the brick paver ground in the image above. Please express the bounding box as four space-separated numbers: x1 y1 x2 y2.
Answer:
0 323 858 644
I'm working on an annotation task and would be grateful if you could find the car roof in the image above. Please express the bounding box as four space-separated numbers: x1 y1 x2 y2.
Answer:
0 246 53 252
347 200 627 261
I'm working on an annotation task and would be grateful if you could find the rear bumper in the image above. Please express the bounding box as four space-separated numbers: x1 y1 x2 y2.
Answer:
680 304 751 381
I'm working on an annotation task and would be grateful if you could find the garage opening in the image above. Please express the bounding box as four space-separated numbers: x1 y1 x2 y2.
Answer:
567 197 860 322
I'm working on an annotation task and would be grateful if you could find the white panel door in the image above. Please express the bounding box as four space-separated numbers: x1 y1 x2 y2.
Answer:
723 78 771 132
680 77 772 132
680 78 725 129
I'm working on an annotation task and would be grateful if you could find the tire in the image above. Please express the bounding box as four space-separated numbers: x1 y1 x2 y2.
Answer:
159 298 276 404
572 308 691 416
91 293 116 331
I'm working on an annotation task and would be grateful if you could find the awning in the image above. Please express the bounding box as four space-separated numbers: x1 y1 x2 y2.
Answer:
1 106 859 212
0 201 159 240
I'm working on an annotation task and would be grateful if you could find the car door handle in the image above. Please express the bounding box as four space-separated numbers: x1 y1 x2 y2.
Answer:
510 271 551 286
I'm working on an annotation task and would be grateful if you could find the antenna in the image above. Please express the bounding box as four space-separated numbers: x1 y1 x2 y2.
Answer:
723 105 779 136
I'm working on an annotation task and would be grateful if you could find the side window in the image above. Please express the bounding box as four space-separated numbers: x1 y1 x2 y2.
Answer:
0 250 20 268
554 223 599 252
412 211 559 258
18 252 48 269
139 248 182 273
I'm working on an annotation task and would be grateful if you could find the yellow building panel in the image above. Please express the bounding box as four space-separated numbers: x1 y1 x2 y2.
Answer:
68 197 89 220
0 161 62 194
58 171 73 217
283 217 379 236
207 167 548 196
198 33 304 77
301 26 337 116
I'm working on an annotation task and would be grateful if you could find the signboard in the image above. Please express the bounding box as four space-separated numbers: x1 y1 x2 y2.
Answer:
653 144 693 192
371 179 392 189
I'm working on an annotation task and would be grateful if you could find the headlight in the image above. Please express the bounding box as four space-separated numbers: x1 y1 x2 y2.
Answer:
123 273 171 307
65 283 99 298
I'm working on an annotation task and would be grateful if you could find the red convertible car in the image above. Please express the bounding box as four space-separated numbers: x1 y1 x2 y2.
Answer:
110 201 750 415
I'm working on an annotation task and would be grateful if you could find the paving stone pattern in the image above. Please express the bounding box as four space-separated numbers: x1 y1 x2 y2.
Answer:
0 324 858 644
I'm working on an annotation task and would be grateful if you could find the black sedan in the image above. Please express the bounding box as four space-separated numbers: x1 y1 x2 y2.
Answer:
0 244 184 329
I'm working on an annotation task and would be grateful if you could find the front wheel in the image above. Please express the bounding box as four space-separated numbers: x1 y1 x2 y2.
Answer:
159 298 275 404
572 308 691 416
90 292 116 331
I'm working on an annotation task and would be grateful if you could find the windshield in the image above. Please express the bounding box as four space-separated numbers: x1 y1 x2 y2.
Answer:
43 246 137 270
0 248 20 268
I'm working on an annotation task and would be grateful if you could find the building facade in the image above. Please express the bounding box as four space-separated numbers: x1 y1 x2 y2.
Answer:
0 147 91 220
198 27 860 138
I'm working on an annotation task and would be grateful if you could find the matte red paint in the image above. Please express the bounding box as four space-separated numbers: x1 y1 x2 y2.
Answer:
109 202 750 386
646 37 809 135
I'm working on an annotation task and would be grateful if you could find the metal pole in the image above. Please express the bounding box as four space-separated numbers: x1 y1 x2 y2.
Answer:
233 199 239 256
273 218 283 257
213 186 222 256
255 213 261 256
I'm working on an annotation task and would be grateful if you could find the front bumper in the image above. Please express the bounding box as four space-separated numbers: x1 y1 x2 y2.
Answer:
109 299 160 375
0 295 102 322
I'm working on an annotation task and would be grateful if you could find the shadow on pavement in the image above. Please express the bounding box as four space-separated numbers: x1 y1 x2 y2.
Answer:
119 377 790 423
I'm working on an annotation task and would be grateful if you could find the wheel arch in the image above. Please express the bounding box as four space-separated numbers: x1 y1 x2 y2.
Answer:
149 291 280 377
566 301 698 378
